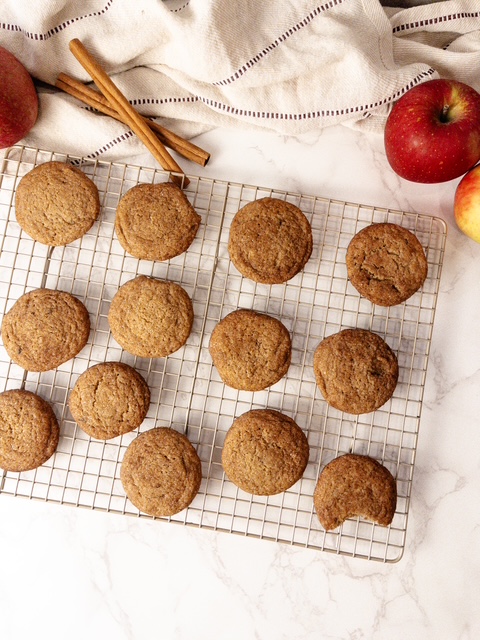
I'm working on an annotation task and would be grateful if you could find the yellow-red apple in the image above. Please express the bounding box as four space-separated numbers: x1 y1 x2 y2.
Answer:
384 79 480 183
454 164 480 243
0 45 38 148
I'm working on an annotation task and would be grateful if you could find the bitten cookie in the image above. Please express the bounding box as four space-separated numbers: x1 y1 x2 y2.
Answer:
228 197 313 284
222 409 309 495
0 389 59 472
115 182 201 261
69 362 150 440
209 309 292 391
15 161 100 246
120 427 202 517
108 275 194 358
313 453 397 530
313 328 398 414
346 222 428 306
1 288 90 371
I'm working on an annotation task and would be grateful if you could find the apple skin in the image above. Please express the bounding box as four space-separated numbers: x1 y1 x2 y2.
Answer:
384 79 480 183
454 164 480 243
0 45 38 149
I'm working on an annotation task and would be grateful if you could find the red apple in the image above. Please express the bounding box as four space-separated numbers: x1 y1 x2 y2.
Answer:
384 79 480 183
0 45 38 149
454 164 480 243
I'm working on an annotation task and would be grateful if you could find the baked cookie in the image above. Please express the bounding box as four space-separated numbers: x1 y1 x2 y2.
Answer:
228 197 313 284
346 222 428 306
115 182 201 261
313 328 398 414
313 453 397 530
0 389 59 472
15 161 100 246
108 276 193 358
69 362 150 440
1 288 90 372
120 427 202 517
209 309 292 391
222 409 309 495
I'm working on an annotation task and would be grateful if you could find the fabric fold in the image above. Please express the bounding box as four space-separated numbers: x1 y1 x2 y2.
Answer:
0 0 477 161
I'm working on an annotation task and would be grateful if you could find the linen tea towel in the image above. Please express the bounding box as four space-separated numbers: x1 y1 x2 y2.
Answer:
0 0 479 162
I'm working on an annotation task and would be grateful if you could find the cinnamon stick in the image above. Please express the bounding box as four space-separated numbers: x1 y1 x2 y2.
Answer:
68 38 189 186
56 73 210 167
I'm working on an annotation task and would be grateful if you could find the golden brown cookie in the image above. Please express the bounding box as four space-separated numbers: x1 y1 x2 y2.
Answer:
108 276 194 358
0 389 59 472
115 182 201 261
69 362 150 440
313 328 398 414
313 453 397 530
120 427 202 517
209 309 292 391
346 222 428 306
222 409 309 495
228 197 313 284
15 161 100 246
1 288 90 372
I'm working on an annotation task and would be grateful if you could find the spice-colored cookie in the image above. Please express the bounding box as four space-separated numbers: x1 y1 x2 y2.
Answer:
313 328 398 414
15 161 100 246
115 182 201 261
108 275 194 358
0 389 59 472
313 453 397 530
69 362 150 440
346 222 428 306
222 409 309 495
120 427 202 517
209 309 292 391
228 197 313 284
1 288 90 372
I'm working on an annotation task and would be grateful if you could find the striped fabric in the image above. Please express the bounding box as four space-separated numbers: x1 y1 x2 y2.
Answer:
0 0 478 160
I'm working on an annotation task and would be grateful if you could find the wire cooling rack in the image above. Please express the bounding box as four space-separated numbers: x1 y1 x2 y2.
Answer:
0 145 446 562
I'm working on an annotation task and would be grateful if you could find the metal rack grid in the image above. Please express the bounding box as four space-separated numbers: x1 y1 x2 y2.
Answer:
0 145 446 562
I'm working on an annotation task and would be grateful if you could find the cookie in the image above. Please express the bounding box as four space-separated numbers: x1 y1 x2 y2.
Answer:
313 453 397 530
108 275 194 358
222 409 309 495
120 427 202 517
346 222 428 306
0 389 59 472
1 288 90 372
209 309 292 391
15 161 100 246
115 182 201 261
228 197 313 284
313 328 398 414
69 362 150 440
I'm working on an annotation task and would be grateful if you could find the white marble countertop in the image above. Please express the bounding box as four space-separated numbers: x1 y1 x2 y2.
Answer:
1 123 479 640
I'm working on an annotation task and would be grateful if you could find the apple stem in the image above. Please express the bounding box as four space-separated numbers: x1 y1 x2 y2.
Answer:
440 104 450 123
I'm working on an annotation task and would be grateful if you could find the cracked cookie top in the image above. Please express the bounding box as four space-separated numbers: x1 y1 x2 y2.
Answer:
1 288 90 372
222 408 309 496
115 182 201 262
346 222 428 306
314 453 397 531
313 328 398 415
108 275 194 359
15 161 100 246
0 389 59 472
69 362 150 440
228 197 312 284
120 427 202 517
209 309 292 391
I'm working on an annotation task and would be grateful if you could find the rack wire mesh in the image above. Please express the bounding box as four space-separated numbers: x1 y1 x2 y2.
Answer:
0 145 446 562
